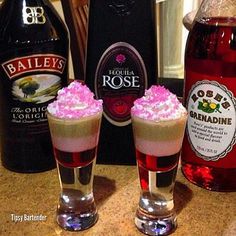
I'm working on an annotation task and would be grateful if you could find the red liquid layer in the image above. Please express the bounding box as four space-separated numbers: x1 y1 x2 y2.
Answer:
136 149 179 190
54 147 96 168
183 17 236 191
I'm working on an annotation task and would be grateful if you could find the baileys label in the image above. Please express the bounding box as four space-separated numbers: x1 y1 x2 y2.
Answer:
1 54 67 126
2 54 66 79
95 42 147 126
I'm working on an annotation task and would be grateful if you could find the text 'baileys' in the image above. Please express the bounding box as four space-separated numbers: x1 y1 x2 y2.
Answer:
3 55 66 79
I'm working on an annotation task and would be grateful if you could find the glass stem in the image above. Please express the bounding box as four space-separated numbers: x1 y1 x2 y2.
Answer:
56 160 98 231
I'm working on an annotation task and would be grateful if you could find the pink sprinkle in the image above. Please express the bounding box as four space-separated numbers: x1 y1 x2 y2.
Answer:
47 81 103 119
131 85 187 122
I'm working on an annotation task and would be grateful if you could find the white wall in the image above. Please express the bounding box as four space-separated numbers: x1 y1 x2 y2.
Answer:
182 0 201 63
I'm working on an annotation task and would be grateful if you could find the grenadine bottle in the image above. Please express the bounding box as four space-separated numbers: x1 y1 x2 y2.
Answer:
85 0 157 164
0 0 69 172
182 0 236 191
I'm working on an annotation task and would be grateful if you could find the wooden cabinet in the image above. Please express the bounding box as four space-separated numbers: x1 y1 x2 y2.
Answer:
61 0 88 81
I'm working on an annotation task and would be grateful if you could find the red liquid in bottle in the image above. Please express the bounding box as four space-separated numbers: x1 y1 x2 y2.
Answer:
182 17 236 191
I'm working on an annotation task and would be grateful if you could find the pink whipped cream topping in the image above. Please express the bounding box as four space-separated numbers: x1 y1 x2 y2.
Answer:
131 85 187 122
47 81 103 119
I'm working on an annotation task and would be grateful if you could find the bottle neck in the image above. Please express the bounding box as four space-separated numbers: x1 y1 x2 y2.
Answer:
195 0 236 20
0 0 51 26
2 0 49 3
1 0 51 9
0 0 67 45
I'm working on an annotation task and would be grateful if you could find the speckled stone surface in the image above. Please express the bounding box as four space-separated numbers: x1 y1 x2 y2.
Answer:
0 163 236 236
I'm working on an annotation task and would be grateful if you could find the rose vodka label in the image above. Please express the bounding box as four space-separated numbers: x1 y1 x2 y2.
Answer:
85 0 157 164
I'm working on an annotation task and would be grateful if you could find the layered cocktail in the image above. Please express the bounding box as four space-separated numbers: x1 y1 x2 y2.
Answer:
131 85 187 235
47 81 102 231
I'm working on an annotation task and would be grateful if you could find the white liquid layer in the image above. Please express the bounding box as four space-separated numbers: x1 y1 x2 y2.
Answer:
135 137 184 157
52 134 98 152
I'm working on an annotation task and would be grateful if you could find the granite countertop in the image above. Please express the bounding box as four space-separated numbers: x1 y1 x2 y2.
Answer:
1 163 236 236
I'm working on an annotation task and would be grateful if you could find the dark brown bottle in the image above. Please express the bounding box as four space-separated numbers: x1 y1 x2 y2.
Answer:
85 0 157 164
0 0 69 172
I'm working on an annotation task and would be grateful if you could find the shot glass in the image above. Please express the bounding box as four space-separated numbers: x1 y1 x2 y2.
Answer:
47 111 102 231
131 86 187 235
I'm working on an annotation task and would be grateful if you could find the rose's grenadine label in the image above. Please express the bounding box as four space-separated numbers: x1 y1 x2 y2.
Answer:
95 42 147 126
186 80 236 162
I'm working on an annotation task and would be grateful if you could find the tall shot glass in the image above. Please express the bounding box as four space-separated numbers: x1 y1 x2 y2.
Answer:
131 86 187 235
47 111 102 231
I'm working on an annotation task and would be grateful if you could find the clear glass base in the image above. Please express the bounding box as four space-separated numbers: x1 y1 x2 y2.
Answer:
56 161 98 231
135 209 177 236
57 210 98 231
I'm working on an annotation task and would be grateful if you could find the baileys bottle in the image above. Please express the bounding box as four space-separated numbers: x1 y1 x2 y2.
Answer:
0 0 69 172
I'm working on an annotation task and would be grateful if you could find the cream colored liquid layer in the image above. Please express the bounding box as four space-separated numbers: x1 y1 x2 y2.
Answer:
132 115 187 156
47 112 102 153
52 133 99 153
135 137 184 157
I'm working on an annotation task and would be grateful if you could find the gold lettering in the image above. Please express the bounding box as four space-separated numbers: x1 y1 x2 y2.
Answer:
23 7 46 25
